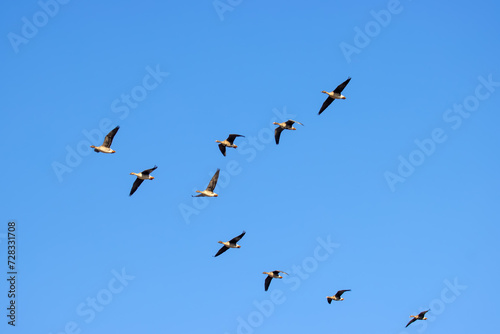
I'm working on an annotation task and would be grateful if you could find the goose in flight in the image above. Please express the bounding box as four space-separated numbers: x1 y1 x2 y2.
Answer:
214 231 246 257
263 270 288 291
273 120 303 145
318 77 351 115
129 165 157 196
406 309 430 328
216 134 245 156
193 169 220 197
90 126 120 153
326 289 351 304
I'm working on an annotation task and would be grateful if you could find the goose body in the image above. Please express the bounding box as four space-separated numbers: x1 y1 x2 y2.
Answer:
214 231 246 257
326 289 351 304
90 126 120 153
193 169 220 197
263 270 288 291
273 119 303 145
216 134 245 156
406 309 430 328
318 77 351 115
129 165 157 196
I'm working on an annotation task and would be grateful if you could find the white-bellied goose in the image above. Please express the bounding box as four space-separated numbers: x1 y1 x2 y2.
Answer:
216 134 245 156
193 169 220 197
327 289 351 304
129 165 157 196
90 126 120 153
273 120 303 145
318 77 351 115
406 309 430 328
214 231 246 257
263 270 288 291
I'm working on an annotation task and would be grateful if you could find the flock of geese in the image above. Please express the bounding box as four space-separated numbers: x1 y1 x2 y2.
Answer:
89 77 430 329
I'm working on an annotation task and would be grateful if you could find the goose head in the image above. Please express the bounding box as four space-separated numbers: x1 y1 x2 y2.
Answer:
130 172 138 176
90 145 96 149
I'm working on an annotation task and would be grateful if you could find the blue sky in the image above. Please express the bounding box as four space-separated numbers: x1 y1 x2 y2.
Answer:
2 0 499 333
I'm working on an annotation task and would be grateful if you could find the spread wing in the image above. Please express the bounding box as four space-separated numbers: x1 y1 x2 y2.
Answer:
229 231 246 244
286 120 303 127
214 245 229 257
418 310 430 318
227 134 244 144
264 276 273 291
274 270 288 275
129 178 144 196
318 96 334 115
102 126 120 148
334 77 351 94
405 318 417 328
335 289 351 298
274 127 284 145
218 143 226 156
142 165 158 176
206 169 220 192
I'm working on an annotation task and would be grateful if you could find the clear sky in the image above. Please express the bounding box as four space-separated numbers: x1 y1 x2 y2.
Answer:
2 0 500 333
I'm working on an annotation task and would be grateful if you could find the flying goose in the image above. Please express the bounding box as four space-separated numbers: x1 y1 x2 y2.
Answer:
406 309 430 328
263 270 288 291
326 289 351 304
216 134 245 156
273 120 303 145
193 169 220 197
214 231 246 257
318 77 351 115
129 165 157 196
90 126 120 153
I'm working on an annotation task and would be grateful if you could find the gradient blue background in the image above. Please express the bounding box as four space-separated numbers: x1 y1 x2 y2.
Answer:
2 0 499 333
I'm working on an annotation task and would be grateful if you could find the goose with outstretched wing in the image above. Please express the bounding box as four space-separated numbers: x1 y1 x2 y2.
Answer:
318 77 351 115
193 169 220 197
129 165 157 196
